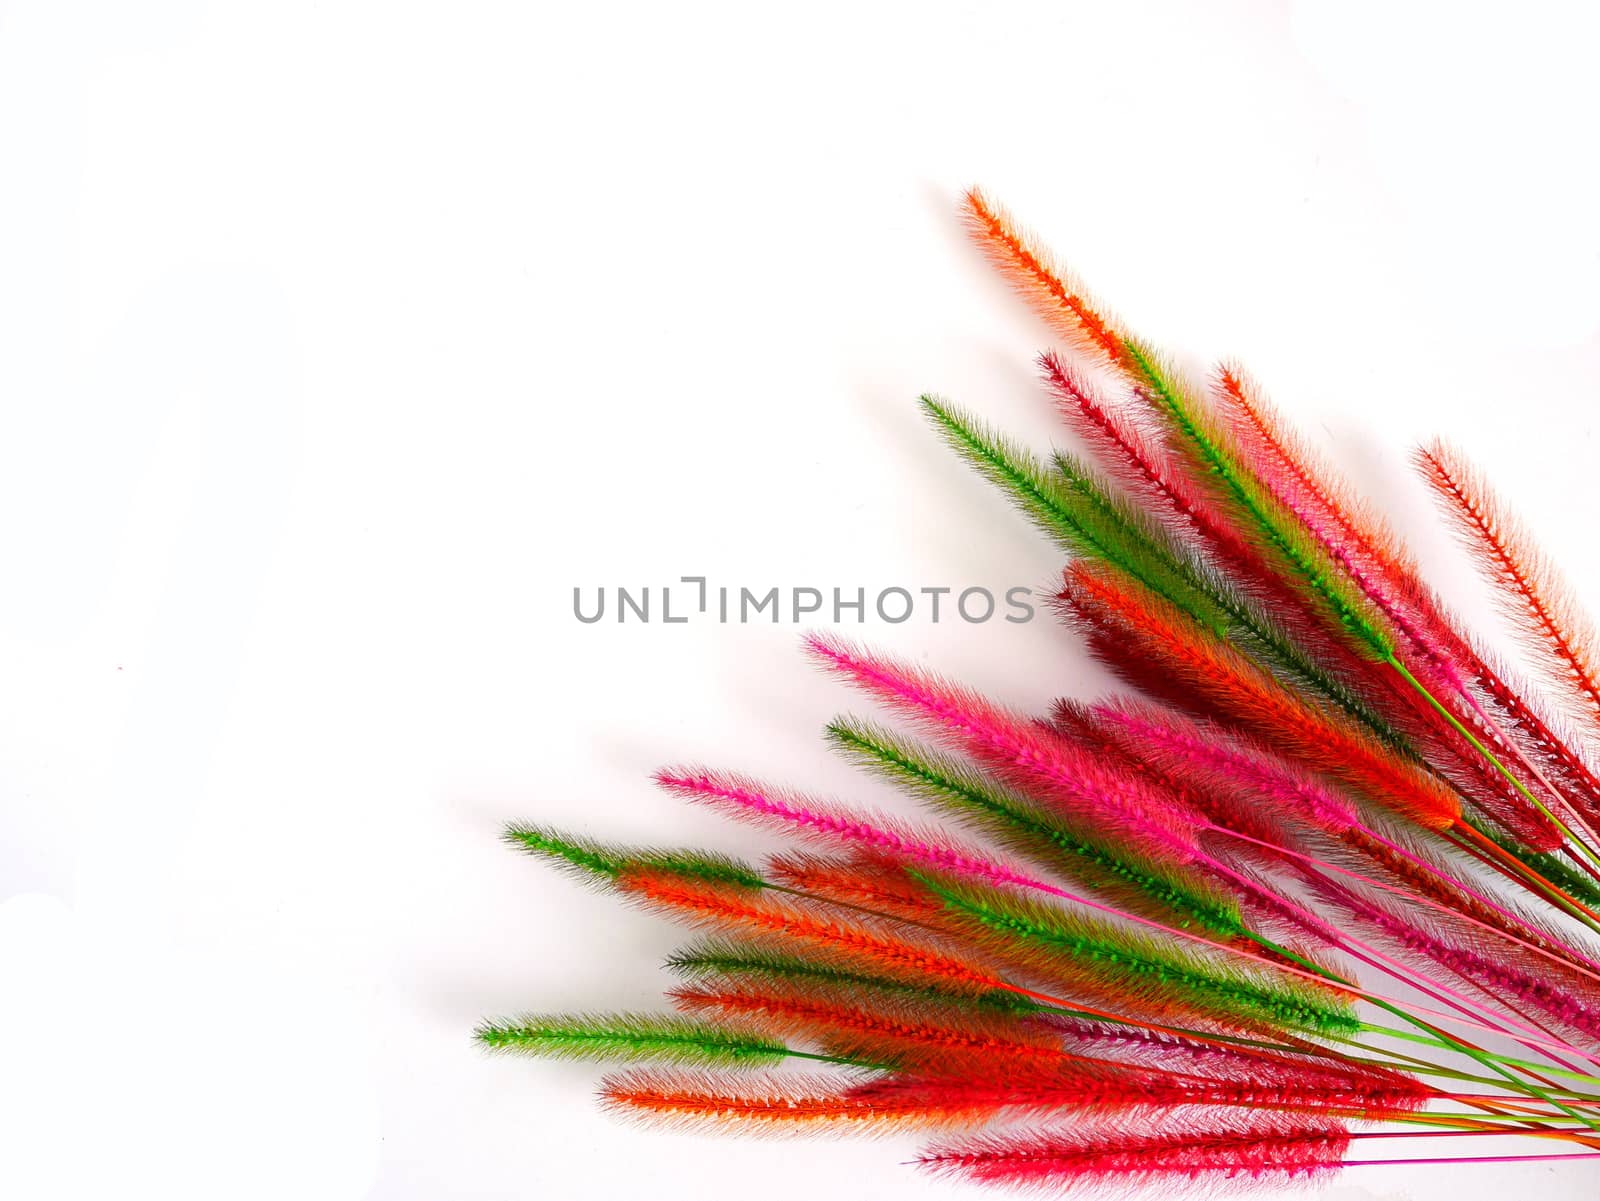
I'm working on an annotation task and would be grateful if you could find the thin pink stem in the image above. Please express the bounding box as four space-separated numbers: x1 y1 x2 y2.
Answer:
1193 855 1600 1067
1206 824 1600 984
1344 1151 1600 1165
1470 696 1600 853
1003 863 1593 1059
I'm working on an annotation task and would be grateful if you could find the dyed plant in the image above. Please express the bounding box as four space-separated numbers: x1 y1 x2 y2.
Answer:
483 192 1600 1190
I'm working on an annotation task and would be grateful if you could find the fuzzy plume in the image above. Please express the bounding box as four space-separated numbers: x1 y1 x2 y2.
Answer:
653 766 1051 899
616 865 1011 995
853 1067 1427 1126
600 1069 992 1133
962 188 1130 372
474 1013 803 1067
1418 439 1600 738
918 1119 1352 1189
917 875 1360 1040
501 824 768 890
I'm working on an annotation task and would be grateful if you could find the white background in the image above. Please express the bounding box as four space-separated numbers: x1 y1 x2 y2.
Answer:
3 1 1599 1198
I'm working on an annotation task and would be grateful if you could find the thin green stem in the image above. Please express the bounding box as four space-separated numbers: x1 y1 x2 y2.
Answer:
1245 930 1600 1128
1329 1035 1600 1100
1360 1022 1600 1087
1390 655 1600 871
1396 1112 1590 1127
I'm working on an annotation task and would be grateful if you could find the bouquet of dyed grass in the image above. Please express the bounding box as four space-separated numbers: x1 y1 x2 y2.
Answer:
482 192 1600 1190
